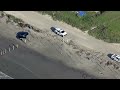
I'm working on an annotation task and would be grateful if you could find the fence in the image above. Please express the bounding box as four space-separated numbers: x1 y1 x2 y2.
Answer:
0 44 19 56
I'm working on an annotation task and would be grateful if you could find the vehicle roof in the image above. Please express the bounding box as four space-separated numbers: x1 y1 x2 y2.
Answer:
55 28 63 31
17 31 29 36
112 54 120 58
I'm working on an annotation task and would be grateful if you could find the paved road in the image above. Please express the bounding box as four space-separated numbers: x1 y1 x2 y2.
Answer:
0 71 13 79
0 11 103 79
0 20 97 79
0 36 97 79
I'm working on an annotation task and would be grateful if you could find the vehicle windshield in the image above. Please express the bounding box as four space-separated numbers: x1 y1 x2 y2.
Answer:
113 54 117 57
61 31 65 33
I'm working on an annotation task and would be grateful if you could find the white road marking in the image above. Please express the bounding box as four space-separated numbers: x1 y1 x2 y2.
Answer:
0 71 13 79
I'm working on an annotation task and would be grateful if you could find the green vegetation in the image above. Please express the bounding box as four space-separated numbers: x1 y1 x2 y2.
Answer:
39 11 96 31
39 11 120 43
88 11 120 43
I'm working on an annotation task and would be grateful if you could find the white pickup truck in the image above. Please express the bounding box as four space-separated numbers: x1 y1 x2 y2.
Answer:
51 27 67 37
111 54 120 62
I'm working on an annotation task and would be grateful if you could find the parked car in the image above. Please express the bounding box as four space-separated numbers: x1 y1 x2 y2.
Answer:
110 54 120 62
51 27 67 37
16 31 29 40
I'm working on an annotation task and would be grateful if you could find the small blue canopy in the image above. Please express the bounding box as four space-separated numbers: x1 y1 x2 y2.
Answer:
77 11 86 16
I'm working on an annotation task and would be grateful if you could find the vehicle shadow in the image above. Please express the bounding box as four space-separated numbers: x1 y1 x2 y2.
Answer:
107 53 113 59
16 32 22 40
50 27 56 32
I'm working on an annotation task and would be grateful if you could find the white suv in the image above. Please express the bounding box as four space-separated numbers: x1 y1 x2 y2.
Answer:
52 27 67 37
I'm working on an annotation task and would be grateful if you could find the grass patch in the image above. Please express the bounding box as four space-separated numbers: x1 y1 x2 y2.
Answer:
38 11 120 43
88 11 120 43
39 11 96 31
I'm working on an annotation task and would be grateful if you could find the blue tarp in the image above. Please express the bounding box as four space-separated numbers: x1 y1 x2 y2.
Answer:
77 11 86 16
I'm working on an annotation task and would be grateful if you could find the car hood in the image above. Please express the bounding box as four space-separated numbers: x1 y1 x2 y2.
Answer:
62 32 67 35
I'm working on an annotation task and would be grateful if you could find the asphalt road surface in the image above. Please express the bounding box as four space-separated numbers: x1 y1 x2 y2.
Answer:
0 36 97 79
0 19 97 79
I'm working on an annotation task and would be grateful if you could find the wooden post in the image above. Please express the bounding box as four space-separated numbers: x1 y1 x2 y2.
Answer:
15 44 19 48
12 45 15 50
4 49 6 54
24 39 26 43
8 45 11 52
